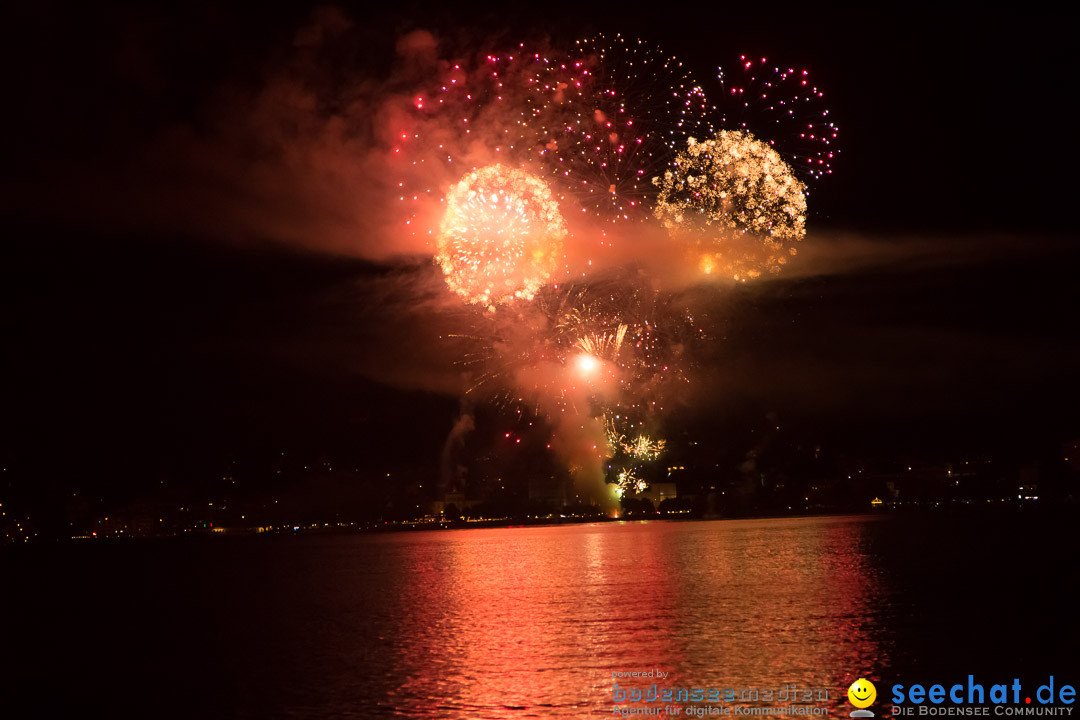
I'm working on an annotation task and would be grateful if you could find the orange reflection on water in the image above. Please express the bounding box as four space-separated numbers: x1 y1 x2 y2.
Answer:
382 516 888 718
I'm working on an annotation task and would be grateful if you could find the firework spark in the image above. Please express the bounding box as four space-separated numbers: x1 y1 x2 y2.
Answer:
530 34 713 224
614 467 649 497
623 433 666 463
654 130 807 281
716 55 838 181
437 164 567 309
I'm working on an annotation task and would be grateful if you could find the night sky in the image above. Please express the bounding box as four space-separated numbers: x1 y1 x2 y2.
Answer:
3 3 1078 512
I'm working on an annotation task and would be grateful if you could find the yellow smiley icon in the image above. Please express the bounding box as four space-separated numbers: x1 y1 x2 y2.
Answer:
848 678 877 708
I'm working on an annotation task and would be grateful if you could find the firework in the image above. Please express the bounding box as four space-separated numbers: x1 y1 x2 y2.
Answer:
614 467 649 497
437 164 567 308
454 273 696 504
622 432 666 463
413 41 840 510
530 34 713 224
466 278 694 390
393 47 560 239
529 278 699 415
603 413 667 496
653 130 807 281
573 322 627 360
716 55 838 181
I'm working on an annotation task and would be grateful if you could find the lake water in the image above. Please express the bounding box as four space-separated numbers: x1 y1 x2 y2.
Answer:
3 514 1075 718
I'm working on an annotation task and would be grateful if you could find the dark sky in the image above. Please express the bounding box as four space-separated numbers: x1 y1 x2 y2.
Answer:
2 3 1078 501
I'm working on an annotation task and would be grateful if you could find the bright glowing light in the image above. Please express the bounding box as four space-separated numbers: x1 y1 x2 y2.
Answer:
437 164 567 308
575 353 600 375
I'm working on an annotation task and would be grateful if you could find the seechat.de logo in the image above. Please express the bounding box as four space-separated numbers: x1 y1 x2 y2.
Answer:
849 679 878 718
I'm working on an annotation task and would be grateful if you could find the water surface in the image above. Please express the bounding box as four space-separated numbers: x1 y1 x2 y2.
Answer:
4 514 1074 718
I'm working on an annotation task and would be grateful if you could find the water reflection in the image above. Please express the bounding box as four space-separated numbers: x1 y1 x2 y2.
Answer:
7 514 1073 718
376 516 888 718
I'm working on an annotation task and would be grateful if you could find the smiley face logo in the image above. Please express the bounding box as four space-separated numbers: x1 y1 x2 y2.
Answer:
848 678 877 709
